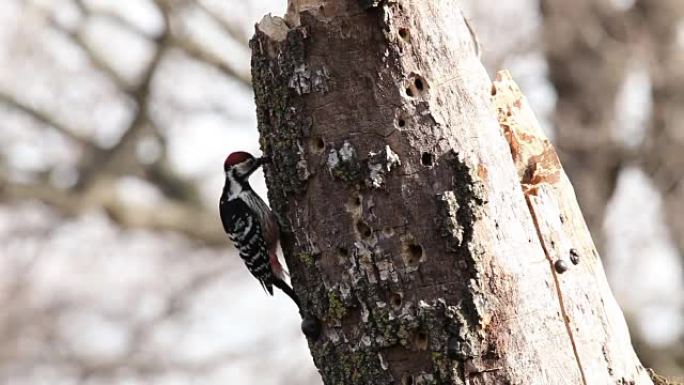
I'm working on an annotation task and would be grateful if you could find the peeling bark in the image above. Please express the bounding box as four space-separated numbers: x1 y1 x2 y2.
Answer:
250 1 651 384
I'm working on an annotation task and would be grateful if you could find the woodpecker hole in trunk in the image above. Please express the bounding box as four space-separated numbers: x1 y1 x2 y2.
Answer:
395 111 408 129
405 242 424 267
405 74 428 98
414 330 429 350
398 28 410 42
390 292 403 309
314 137 326 152
356 220 372 239
421 152 434 167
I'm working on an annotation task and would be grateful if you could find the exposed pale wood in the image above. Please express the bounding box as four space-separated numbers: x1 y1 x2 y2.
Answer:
250 1 651 384
493 69 652 385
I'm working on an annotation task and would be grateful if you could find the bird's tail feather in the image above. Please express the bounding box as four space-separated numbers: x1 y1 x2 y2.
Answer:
259 279 274 295
272 278 301 309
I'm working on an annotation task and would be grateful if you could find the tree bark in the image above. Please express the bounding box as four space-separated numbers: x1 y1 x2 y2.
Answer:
250 1 652 384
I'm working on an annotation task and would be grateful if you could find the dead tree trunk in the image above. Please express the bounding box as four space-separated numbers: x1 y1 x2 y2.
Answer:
250 1 652 384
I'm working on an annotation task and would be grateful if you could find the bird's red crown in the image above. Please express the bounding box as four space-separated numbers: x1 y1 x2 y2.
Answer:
224 151 254 169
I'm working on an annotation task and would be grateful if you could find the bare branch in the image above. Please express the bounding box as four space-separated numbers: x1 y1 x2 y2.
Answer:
193 0 249 45
73 0 161 40
172 36 252 87
48 18 132 91
0 180 226 246
75 30 171 190
0 90 92 147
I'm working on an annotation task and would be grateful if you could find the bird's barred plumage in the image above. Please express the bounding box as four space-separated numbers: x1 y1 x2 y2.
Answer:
220 151 301 311
220 197 274 294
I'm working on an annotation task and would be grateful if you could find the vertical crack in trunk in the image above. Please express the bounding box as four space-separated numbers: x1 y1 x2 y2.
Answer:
526 190 588 385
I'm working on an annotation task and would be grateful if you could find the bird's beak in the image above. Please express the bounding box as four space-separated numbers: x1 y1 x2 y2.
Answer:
259 156 271 164
245 157 264 177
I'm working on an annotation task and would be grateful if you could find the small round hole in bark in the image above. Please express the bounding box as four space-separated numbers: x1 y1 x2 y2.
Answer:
338 246 348 256
353 195 362 207
311 137 326 154
414 330 428 350
405 74 428 98
401 374 414 385
356 220 372 239
491 84 497 96
407 243 423 265
421 152 434 167
382 227 395 237
390 292 403 309
395 111 408 129
414 77 424 91
398 28 410 41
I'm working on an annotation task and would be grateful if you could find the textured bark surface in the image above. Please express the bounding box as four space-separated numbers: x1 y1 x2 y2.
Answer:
250 1 651 384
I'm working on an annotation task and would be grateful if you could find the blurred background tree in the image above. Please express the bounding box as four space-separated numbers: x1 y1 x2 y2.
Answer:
0 0 680 384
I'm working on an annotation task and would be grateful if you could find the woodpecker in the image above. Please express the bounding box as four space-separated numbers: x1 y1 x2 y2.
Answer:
219 151 300 309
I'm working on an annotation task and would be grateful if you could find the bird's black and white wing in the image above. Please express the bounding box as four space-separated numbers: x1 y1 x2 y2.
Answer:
220 198 274 294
